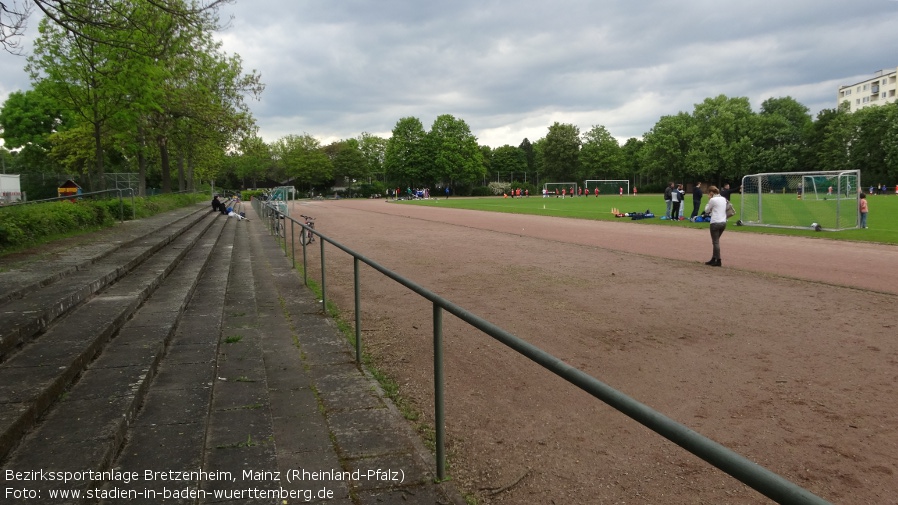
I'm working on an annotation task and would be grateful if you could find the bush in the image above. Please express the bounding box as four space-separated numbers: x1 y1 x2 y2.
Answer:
471 186 492 197
0 192 206 255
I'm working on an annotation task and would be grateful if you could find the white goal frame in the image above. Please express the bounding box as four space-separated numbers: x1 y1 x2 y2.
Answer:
543 182 579 196
741 170 860 230
584 179 631 196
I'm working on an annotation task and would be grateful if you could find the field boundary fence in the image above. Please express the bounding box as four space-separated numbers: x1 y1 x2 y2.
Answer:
253 198 831 505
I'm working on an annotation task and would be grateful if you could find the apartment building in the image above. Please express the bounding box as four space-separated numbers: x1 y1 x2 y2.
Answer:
838 67 898 112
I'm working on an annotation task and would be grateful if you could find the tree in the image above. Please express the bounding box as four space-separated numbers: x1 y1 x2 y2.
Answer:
490 145 526 180
28 9 137 190
849 104 892 183
2 0 230 55
384 116 427 186
0 85 71 173
330 138 366 194
232 135 273 188
815 107 854 173
687 95 755 184
358 132 387 183
620 137 645 187
519 137 535 173
424 114 483 187
580 124 622 180
1 0 32 54
273 134 332 192
750 96 811 174
640 112 692 183
542 122 580 181
881 103 898 183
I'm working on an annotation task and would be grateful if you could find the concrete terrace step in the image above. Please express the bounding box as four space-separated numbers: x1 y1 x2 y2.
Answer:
0 205 212 361
0 203 465 505
0 211 230 463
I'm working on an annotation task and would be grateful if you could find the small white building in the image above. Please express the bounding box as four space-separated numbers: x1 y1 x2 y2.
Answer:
838 67 898 113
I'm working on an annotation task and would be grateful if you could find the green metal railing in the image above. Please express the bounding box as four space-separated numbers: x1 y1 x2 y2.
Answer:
253 198 831 505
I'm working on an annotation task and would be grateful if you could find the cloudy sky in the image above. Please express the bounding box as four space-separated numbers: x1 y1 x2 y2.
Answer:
3 1 898 148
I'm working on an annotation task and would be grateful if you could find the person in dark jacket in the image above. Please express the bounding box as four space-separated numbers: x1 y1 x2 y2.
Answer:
690 182 703 220
211 195 221 212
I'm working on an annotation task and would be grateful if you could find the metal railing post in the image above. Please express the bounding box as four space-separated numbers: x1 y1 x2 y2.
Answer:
290 219 295 268
319 238 327 313
433 303 446 481
354 258 362 364
302 237 308 286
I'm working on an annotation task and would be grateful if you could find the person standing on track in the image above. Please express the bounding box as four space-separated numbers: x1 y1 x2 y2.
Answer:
703 186 728 267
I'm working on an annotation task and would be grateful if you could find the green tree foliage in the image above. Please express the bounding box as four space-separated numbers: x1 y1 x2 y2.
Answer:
542 122 580 181
640 112 692 182
882 104 898 183
384 117 427 185
273 134 332 192
479 145 492 181
2 0 229 56
816 107 854 173
0 86 71 173
849 104 892 183
232 135 274 187
329 138 367 188
620 137 644 187
687 95 754 184
28 10 132 190
750 96 812 175
18 0 260 194
358 132 387 182
490 145 526 178
519 138 535 173
580 124 622 180
425 114 483 186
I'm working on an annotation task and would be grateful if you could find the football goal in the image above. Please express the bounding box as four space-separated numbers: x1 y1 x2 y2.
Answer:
543 182 579 196
584 180 630 196
740 170 860 230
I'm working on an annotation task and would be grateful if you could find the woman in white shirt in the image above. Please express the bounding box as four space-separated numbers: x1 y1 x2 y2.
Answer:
703 186 728 266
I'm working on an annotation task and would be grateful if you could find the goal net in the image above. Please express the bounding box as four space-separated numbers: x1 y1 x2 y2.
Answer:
740 170 860 230
543 182 579 196
583 180 630 196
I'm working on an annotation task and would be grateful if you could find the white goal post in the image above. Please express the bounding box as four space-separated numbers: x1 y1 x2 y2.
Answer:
543 182 579 196
584 179 631 196
740 170 860 230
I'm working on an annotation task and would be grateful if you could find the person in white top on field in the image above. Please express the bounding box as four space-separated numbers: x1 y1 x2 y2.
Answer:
703 185 728 267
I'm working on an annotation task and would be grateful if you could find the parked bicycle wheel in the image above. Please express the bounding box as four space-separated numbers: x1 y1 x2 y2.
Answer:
300 227 311 245
277 216 286 238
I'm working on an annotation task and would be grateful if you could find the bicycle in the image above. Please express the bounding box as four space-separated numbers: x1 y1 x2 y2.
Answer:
273 210 286 238
300 214 316 245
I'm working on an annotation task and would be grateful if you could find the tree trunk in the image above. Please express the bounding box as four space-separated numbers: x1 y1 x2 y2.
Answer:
158 136 171 193
137 124 147 197
177 150 185 192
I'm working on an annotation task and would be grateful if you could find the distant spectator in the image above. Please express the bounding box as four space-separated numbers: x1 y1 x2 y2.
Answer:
859 193 868 229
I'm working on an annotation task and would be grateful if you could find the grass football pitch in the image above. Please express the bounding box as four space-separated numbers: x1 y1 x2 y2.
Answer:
398 193 898 246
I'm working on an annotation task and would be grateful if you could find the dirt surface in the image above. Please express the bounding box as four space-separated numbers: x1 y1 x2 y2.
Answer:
286 198 897 505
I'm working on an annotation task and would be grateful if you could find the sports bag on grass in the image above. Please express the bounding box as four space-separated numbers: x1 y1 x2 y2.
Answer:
725 200 736 219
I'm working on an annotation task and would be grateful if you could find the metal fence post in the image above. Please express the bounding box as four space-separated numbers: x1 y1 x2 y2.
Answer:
302 237 308 286
354 258 362 364
320 238 327 313
433 303 446 481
